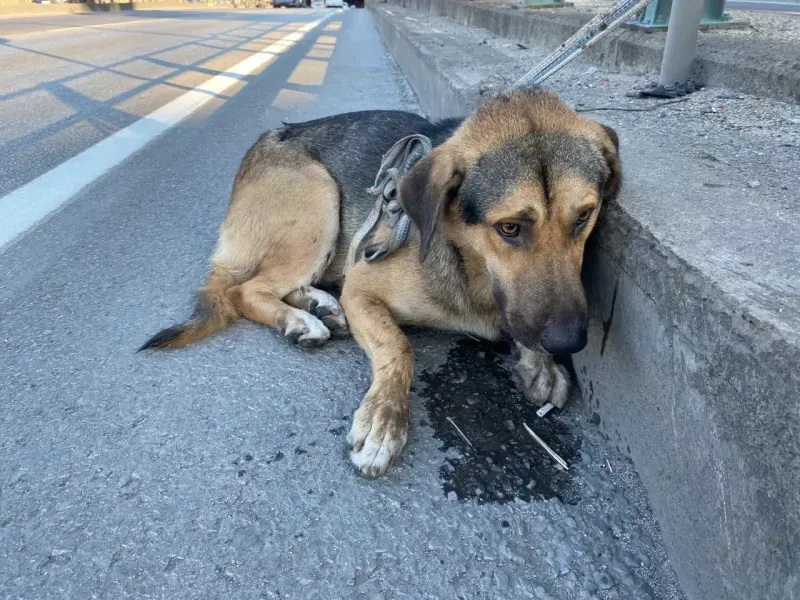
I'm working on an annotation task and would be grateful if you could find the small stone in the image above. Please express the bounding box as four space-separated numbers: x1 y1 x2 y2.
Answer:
493 569 511 590
620 550 640 569
593 571 615 590
555 546 572 574
447 491 458 502
610 521 624 539
747 180 761 188
636 551 651 568
583 474 606 495
503 419 515 431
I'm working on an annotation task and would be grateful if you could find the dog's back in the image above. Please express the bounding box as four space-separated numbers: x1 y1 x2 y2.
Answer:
278 110 463 279
140 110 462 350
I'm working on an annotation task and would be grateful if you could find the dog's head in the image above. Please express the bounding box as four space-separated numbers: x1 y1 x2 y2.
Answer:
399 89 621 355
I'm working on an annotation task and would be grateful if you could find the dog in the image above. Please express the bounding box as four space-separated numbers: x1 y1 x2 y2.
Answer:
140 88 622 477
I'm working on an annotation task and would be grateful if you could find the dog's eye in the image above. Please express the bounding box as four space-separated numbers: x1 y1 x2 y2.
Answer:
574 209 594 233
496 223 520 238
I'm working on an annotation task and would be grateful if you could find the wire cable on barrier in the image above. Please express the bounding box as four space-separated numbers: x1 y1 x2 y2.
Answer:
514 0 654 87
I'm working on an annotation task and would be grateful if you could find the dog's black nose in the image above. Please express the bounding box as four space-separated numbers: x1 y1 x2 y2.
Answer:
540 315 587 355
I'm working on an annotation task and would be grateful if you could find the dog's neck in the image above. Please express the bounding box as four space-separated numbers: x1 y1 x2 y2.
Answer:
423 218 496 319
449 237 496 313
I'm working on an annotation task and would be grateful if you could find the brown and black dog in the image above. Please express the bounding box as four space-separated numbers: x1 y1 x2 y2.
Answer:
141 88 621 477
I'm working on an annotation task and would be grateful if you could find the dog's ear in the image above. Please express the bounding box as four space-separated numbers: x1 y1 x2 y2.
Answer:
399 146 465 261
598 124 622 202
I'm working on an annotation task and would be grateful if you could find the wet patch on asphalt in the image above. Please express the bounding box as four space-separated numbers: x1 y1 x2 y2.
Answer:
416 338 581 505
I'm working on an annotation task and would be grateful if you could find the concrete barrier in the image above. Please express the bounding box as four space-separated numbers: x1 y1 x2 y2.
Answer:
370 3 800 599
379 0 800 105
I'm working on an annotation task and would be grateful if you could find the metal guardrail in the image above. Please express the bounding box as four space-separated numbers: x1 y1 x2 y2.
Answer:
726 0 800 10
515 0 773 97
627 0 748 30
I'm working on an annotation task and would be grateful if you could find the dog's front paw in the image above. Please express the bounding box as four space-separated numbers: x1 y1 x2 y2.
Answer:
513 345 570 409
347 390 409 477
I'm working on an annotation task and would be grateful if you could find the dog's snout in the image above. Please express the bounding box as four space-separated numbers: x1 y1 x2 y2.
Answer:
540 315 587 355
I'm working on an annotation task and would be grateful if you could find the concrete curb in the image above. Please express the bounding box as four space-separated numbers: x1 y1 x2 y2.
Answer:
370 4 800 600
379 0 800 105
0 0 261 18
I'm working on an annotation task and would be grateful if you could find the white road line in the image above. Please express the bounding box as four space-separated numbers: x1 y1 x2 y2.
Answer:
0 14 335 251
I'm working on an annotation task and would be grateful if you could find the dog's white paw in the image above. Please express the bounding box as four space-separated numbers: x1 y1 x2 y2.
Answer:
283 310 330 348
347 392 409 477
285 287 349 338
513 344 570 409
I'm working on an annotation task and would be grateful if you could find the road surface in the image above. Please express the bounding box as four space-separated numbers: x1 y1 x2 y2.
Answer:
0 8 685 599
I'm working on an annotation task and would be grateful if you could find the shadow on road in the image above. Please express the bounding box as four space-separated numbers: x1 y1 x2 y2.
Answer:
0 11 324 176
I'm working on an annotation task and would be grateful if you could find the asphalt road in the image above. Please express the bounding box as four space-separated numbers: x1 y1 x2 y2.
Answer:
0 8 685 600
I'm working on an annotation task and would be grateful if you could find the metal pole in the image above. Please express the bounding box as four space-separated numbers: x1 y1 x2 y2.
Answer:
658 0 705 86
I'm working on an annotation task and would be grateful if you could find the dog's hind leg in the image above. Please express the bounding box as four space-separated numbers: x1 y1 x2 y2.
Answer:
284 286 349 338
222 156 341 348
228 275 331 348
141 131 342 351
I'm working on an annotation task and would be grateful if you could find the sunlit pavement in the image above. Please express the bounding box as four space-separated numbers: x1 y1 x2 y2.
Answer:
0 8 684 600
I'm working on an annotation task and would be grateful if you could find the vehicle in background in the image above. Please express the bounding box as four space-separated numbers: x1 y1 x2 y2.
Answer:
324 0 344 6
273 0 311 7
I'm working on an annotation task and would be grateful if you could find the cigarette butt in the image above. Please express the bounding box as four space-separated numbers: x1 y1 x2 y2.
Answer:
536 402 554 418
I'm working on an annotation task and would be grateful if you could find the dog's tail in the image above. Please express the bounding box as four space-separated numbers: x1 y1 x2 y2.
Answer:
139 266 239 351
